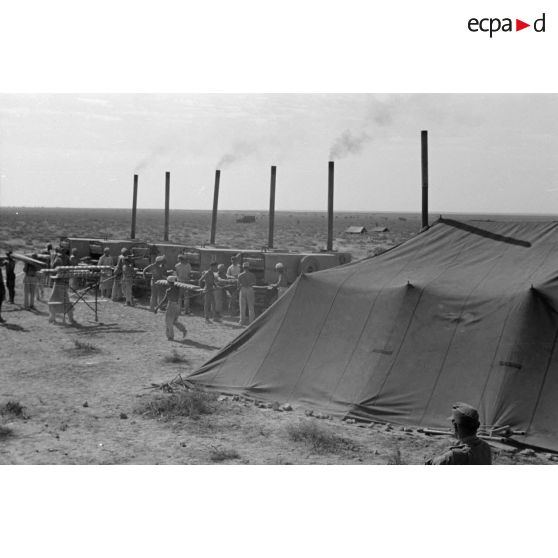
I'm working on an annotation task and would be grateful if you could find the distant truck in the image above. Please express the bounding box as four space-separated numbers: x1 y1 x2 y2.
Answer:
236 215 256 223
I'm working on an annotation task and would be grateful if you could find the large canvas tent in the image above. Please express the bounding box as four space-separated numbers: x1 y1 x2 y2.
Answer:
189 218 558 451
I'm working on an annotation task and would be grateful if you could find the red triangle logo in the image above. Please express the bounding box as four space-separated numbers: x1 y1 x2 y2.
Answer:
516 19 530 31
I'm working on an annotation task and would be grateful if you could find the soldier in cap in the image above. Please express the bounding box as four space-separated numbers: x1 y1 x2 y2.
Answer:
38 243 54 299
155 275 187 341
98 247 114 298
226 255 241 316
214 263 230 316
268 261 288 299
43 243 54 267
144 255 167 311
48 269 77 325
226 254 241 280
426 402 492 465
68 247 80 293
200 261 219 322
237 261 256 325
2 251 16 304
174 253 192 314
0 261 5 322
52 248 64 270
23 254 41 309
111 247 128 301
121 254 136 306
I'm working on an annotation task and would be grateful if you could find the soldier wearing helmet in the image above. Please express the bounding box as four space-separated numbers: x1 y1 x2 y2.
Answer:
226 255 242 316
200 261 219 322
237 261 256 325
111 248 129 301
426 402 492 465
269 261 288 299
174 253 192 314
98 247 115 298
155 275 187 341
121 253 136 306
144 255 168 311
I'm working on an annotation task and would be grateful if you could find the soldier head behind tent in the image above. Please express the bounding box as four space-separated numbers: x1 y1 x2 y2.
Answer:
450 402 480 435
425 402 492 465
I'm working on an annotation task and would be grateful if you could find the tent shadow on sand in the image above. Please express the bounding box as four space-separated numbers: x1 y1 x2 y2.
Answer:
181 339 221 350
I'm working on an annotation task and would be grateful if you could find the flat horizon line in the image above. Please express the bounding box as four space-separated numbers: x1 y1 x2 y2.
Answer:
2 206 558 218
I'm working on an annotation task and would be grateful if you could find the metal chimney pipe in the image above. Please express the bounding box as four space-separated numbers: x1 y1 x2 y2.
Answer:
131 174 138 239
327 161 334 251
421 130 429 229
210 169 221 245
164 171 170 241
268 165 277 249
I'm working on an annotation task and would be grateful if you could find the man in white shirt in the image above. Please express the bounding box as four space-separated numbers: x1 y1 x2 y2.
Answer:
143 255 167 311
98 247 114 298
174 254 192 314
237 261 256 326
226 254 241 316
269 261 288 299
111 248 128 301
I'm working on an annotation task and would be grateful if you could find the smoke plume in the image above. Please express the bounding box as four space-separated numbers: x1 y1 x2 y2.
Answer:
369 96 398 127
329 129 372 160
216 141 260 169
328 96 406 160
134 141 177 172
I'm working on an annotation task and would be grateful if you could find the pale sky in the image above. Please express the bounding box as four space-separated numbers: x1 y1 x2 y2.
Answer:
1 93 557 214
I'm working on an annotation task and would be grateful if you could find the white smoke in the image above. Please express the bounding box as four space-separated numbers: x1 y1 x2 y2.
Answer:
328 96 403 160
329 129 372 160
134 141 178 172
216 141 260 169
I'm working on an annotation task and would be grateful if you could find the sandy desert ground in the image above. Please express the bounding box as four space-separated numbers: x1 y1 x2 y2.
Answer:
1 208 554 464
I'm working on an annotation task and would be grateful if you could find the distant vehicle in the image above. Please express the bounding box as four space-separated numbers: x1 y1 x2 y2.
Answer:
236 215 256 223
